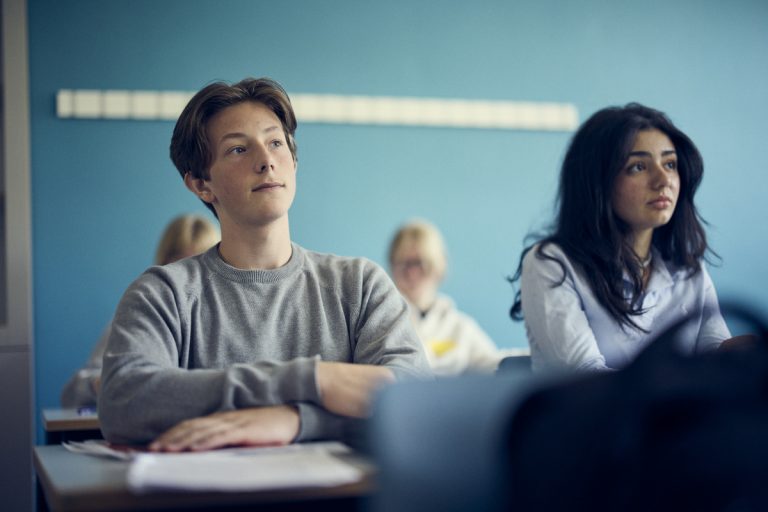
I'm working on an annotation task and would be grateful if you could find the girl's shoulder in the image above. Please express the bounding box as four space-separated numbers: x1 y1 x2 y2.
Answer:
522 241 583 287
523 241 572 269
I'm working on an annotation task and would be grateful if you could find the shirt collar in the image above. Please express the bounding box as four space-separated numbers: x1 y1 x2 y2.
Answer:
644 246 675 293
622 246 675 295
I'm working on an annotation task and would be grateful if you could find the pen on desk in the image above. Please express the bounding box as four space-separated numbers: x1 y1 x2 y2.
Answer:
77 406 97 416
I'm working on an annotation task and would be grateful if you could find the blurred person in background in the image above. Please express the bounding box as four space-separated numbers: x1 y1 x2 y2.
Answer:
61 213 220 408
389 220 512 376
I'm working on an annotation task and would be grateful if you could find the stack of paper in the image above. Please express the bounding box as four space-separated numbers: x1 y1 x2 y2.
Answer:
126 442 363 492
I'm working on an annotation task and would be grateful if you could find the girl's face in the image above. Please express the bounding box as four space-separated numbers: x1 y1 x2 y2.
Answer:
612 129 680 240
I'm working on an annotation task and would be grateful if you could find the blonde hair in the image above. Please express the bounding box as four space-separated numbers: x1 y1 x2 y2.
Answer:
388 220 447 278
154 214 220 265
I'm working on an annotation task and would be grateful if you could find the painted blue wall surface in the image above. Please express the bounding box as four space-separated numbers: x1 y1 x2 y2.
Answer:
29 0 768 437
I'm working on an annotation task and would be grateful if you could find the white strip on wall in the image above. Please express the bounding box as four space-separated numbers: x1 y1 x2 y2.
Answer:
56 89 578 131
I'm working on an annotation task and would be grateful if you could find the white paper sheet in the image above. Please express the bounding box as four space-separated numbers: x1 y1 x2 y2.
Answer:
126 442 363 492
63 440 137 461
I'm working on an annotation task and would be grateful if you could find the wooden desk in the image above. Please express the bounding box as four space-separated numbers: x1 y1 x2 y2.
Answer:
34 444 375 512
42 408 102 444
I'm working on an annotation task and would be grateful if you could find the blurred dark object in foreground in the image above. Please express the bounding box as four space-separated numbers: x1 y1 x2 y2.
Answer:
504 303 768 511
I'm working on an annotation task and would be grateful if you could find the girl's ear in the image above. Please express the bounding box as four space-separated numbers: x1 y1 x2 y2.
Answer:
184 173 215 204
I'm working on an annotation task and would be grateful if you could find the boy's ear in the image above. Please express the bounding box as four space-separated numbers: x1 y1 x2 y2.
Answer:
184 173 215 204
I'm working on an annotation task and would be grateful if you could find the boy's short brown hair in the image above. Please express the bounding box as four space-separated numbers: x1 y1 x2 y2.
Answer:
170 77 297 183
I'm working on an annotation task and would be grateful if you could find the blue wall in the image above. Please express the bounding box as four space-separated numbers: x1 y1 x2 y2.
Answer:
29 0 768 434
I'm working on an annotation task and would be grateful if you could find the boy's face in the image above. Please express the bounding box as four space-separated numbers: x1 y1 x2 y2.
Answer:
191 101 297 230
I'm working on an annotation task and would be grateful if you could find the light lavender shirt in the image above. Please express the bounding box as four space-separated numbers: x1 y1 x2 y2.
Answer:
521 243 730 373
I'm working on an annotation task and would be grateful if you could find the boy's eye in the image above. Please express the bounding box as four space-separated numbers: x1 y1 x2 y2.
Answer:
228 146 246 155
270 139 284 148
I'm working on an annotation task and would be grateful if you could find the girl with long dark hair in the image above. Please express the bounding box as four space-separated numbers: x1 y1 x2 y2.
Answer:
510 103 730 372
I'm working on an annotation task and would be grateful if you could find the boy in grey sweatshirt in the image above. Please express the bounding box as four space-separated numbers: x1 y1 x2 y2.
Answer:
98 77 430 449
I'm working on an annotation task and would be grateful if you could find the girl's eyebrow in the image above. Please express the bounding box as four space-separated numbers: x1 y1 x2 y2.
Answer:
627 149 677 158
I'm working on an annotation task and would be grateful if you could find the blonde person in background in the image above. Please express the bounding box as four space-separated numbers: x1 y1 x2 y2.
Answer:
389 220 509 375
60 214 220 408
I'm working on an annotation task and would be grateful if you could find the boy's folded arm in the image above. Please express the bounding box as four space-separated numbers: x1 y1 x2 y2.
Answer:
98 356 325 445
349 261 433 381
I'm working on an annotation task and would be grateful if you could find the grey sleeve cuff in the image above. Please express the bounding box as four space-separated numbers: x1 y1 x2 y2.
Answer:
294 402 364 443
226 356 323 407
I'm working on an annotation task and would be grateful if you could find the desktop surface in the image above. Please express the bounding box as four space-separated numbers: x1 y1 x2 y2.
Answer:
34 444 375 512
42 408 102 444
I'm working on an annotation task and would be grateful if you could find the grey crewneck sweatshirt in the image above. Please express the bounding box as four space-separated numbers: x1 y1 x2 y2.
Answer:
98 243 430 445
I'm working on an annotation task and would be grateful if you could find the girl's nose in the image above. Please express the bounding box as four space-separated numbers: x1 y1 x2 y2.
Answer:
651 162 672 188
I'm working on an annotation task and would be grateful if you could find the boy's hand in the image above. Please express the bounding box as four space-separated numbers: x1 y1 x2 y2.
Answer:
149 405 300 452
316 362 396 418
